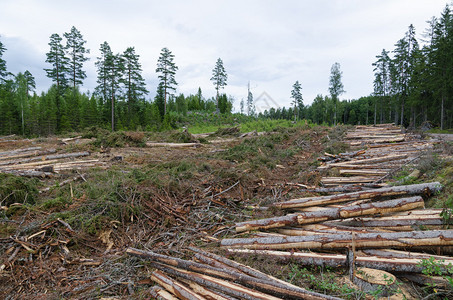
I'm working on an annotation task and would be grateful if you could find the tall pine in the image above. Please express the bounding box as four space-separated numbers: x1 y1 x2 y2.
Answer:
156 47 178 115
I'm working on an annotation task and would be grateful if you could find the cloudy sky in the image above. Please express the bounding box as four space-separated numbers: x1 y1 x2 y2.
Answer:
0 0 449 111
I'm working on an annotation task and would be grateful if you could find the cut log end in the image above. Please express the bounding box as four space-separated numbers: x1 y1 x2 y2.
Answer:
353 267 396 297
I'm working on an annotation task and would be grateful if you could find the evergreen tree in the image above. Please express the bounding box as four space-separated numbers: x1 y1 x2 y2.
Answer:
23 70 36 96
329 62 345 126
95 42 112 104
45 33 69 91
372 49 391 124
64 26 90 88
210 58 228 110
154 81 165 118
122 46 148 125
106 53 124 131
240 98 244 114
290 80 303 120
14 72 28 135
247 82 254 116
156 47 178 115
0 36 8 84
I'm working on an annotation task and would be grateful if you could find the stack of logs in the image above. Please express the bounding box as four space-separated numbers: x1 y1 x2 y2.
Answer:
220 181 452 295
317 124 438 186
219 123 450 296
0 146 105 178
126 247 342 299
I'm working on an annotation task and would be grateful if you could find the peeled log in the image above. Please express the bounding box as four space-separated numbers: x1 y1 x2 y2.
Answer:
226 249 453 274
273 182 443 209
151 270 207 300
221 229 453 250
236 196 424 232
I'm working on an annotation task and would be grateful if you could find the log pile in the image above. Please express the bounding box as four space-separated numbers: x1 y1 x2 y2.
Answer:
318 124 438 187
220 180 452 296
0 146 106 177
127 247 341 299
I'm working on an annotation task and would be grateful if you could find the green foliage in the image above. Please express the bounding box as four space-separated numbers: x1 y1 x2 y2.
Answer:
93 130 145 147
0 174 38 206
419 257 453 289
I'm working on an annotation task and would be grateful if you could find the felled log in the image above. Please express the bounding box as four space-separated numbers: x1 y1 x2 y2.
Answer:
333 213 443 229
359 249 453 262
348 136 405 146
399 273 452 288
189 247 301 291
222 229 453 250
273 182 443 209
321 176 379 185
225 249 451 273
151 263 281 300
338 169 389 176
61 136 82 144
0 148 56 161
0 169 54 178
146 142 201 148
0 146 41 156
0 151 90 166
353 267 396 297
307 184 387 194
151 270 206 300
321 154 409 169
126 248 339 300
150 285 179 300
237 196 424 232
180 278 238 300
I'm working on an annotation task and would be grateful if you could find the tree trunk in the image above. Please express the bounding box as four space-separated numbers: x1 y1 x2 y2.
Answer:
236 196 424 232
221 229 453 250
273 182 442 210
151 270 207 300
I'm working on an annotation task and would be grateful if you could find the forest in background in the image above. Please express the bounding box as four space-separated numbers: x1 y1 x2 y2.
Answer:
0 5 452 136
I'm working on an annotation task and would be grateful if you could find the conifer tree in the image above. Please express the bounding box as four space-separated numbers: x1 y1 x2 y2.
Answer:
95 42 113 103
45 33 69 91
64 26 90 88
329 62 345 126
156 47 178 115
0 36 8 84
122 46 148 120
23 70 36 96
210 58 227 110
290 80 303 120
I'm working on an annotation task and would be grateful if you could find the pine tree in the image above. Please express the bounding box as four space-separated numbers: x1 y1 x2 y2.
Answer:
372 49 391 124
0 36 8 84
45 33 69 131
329 62 345 126
122 46 148 124
23 70 36 96
106 53 124 131
14 73 28 135
95 42 112 104
210 58 227 110
290 80 303 120
156 47 178 115
45 33 69 91
246 82 254 116
64 26 90 88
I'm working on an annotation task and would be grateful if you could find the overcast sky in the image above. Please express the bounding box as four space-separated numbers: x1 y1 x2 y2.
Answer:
0 0 449 111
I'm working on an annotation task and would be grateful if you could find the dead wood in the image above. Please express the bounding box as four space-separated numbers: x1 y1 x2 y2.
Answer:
146 142 201 148
333 213 444 228
352 267 396 297
0 151 90 166
151 270 207 300
0 148 56 161
236 196 424 232
150 285 180 300
273 182 442 209
221 229 453 250
126 248 339 299
225 249 452 273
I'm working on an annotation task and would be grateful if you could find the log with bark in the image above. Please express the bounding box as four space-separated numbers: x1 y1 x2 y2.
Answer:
0 151 90 167
225 249 453 273
352 267 396 297
151 270 207 300
0 148 56 161
236 196 424 232
221 229 453 250
150 285 180 300
321 176 380 185
126 248 339 300
273 182 442 210
146 142 201 148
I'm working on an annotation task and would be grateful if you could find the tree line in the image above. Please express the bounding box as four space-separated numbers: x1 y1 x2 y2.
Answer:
0 4 452 136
